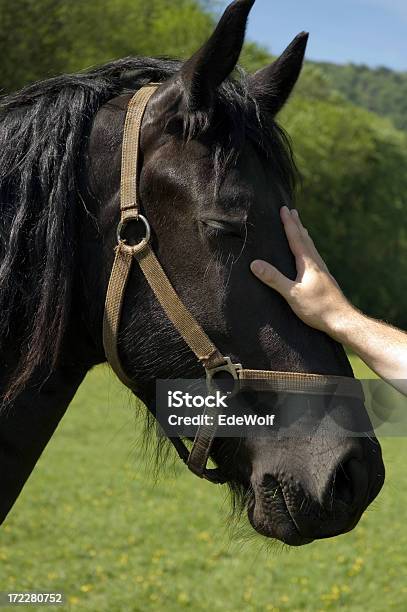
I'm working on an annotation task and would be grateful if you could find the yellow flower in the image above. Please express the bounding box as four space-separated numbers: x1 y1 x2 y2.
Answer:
321 584 341 603
119 553 129 565
348 557 364 576
177 592 190 604
243 589 253 602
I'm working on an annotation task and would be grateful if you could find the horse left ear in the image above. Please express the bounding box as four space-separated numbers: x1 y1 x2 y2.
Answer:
249 32 309 116
180 0 256 109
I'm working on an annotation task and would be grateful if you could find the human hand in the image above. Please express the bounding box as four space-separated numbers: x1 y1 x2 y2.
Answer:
250 206 353 337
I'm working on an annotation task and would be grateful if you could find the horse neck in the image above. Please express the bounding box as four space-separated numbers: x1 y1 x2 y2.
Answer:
0 264 108 523
0 356 88 524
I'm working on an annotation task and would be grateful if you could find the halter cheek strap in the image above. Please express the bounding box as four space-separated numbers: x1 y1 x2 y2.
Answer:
103 85 229 483
103 85 361 485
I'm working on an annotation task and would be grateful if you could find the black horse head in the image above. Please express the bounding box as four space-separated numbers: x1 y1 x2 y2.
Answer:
0 0 384 545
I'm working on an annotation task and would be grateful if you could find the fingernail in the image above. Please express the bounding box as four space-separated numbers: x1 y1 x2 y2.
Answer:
292 209 299 216
251 261 265 276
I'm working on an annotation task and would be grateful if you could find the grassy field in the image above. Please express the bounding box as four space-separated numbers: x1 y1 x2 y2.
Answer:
0 358 406 611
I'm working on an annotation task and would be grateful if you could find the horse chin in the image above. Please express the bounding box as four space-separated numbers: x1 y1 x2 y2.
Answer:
247 486 314 547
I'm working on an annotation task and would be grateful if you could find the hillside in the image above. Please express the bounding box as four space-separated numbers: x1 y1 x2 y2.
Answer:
316 62 407 132
240 42 407 133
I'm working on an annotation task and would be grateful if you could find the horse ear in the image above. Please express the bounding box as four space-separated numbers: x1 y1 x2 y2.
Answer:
249 32 309 116
180 0 255 109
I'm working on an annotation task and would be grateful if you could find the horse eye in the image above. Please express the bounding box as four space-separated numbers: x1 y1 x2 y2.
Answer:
200 219 244 240
164 114 184 136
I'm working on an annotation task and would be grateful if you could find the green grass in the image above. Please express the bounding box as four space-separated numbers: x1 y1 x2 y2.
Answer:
0 358 406 611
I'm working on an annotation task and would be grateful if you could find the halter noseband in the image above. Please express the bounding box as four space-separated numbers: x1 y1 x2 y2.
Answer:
103 85 358 485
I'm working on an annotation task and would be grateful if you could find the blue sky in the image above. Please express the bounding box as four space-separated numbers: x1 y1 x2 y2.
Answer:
218 0 407 71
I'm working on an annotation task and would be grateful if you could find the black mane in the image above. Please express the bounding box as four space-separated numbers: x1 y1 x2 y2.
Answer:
0 56 296 401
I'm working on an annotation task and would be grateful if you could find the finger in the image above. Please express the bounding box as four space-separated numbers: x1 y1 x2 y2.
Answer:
251 260 295 298
290 209 327 268
280 207 308 258
291 209 308 236
281 208 328 275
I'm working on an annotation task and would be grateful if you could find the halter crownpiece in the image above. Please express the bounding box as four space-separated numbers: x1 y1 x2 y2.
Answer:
103 85 362 485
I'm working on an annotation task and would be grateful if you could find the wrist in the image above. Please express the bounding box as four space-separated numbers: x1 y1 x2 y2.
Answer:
323 300 360 343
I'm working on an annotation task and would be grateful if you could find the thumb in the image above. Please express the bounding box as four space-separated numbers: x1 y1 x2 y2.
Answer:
250 260 294 298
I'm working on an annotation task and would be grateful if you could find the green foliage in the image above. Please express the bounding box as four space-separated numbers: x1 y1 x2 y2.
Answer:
316 62 407 132
281 98 407 327
0 0 213 92
0 0 406 327
239 41 273 74
295 64 346 103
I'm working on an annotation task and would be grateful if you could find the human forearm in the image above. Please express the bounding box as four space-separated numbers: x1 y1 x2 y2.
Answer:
329 307 407 392
251 207 407 395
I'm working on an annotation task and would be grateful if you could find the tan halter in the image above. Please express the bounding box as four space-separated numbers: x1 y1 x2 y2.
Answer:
103 85 358 484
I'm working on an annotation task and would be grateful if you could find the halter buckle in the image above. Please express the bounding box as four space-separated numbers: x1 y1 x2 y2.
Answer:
205 357 242 387
117 214 151 255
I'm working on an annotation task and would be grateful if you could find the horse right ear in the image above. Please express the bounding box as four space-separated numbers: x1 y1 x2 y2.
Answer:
179 0 256 110
249 32 309 116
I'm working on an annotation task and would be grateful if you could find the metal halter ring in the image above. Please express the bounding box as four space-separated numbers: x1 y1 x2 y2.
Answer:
206 357 243 396
117 214 151 255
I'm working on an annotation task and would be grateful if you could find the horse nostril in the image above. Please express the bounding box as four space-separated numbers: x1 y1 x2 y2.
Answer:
332 458 368 509
333 463 353 506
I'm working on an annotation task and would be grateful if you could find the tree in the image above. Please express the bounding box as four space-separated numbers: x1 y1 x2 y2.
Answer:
0 0 214 93
281 97 407 327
